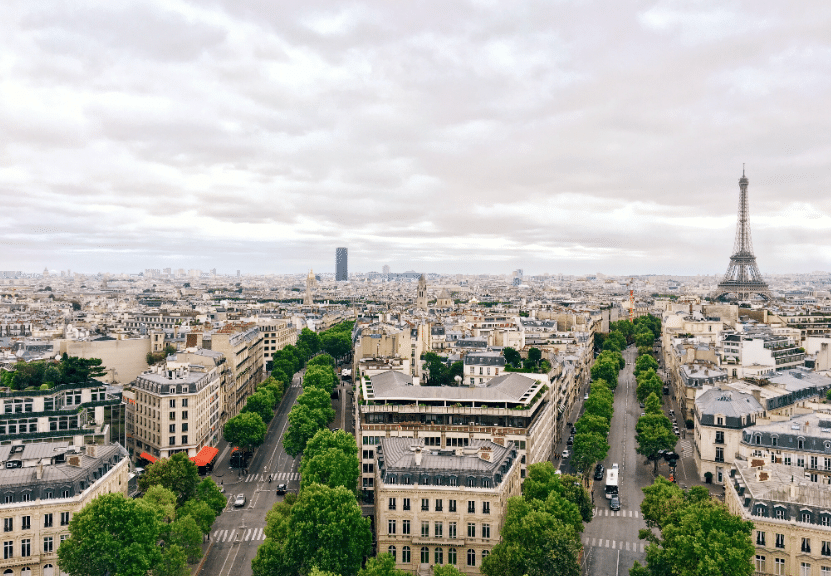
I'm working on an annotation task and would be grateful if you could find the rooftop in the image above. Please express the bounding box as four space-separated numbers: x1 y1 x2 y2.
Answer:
365 370 545 404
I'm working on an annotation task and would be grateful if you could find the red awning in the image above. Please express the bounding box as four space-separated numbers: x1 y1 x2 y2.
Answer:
190 446 219 467
139 452 157 463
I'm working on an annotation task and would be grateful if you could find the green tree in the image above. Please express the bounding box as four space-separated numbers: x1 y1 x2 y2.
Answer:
634 354 658 377
574 413 610 438
432 565 465 576
153 545 189 576
242 389 276 423
503 347 521 367
308 353 336 368
300 430 360 495
603 331 627 352
141 485 177 522
195 478 227 516
298 387 336 423
357 553 410 576
283 404 326 457
527 347 542 367
636 369 663 403
522 464 592 523
304 365 338 394
590 357 619 389
644 392 662 415
165 514 202 563
298 328 322 356
178 499 216 535
583 393 613 423
635 416 677 474
138 453 199 506
59 354 107 383
224 412 267 452
287 484 372 576
58 492 162 576
570 432 610 484
258 376 285 406
632 480 754 576
321 331 352 359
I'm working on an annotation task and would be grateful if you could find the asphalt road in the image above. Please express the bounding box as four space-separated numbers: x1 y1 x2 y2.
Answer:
198 367 354 576
577 346 654 576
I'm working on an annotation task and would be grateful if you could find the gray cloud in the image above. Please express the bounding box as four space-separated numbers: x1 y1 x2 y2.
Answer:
1 0 830 275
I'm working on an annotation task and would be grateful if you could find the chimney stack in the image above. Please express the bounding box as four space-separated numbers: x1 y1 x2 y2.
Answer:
414 446 422 466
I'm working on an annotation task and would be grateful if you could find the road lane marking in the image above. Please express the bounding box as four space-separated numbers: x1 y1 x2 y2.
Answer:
244 529 252 541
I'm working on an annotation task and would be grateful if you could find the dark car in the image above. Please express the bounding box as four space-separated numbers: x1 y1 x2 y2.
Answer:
594 464 605 481
276 483 287 495
610 495 621 511
566 436 574 446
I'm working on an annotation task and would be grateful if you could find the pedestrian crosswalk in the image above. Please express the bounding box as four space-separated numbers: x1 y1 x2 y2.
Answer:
582 537 645 552
212 527 267 543
678 439 692 458
244 472 300 483
592 508 640 518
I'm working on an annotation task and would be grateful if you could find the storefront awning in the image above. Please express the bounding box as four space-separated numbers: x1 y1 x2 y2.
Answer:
190 446 219 467
139 452 157 463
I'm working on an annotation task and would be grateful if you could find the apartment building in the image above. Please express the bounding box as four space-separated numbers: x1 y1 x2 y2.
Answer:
258 319 298 369
720 330 806 379
124 363 220 460
357 371 553 499
693 387 764 484
463 353 505 386
0 382 123 447
0 442 130 576
374 438 521 576
727 458 831 576
202 323 264 419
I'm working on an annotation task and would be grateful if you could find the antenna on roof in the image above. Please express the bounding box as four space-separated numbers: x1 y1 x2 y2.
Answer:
742 163 745 177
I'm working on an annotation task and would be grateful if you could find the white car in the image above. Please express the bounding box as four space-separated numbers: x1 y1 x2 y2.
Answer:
561 449 570 458
233 494 246 507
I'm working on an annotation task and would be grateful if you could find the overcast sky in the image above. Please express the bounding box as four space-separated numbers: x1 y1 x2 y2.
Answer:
2 1 830 277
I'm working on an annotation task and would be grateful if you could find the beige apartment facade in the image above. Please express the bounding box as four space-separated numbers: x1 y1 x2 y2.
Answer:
0 442 130 576
374 438 521 576
205 323 264 419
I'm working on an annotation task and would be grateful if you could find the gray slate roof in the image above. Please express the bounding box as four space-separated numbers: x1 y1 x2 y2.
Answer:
367 370 543 403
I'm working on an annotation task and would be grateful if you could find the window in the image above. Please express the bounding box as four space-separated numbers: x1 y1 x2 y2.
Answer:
822 567 830 576
421 547 429 563
799 439 805 450
43 537 53 553
716 417 724 426
388 520 396 535
21 539 30 557
467 549 476 567
803 538 812 553
482 524 491 540
362 463 374 474
402 546 410 564
812 456 819 469
402 520 410 535
755 556 766 573
44 514 53 528
435 499 443 512
776 533 785 548
422 499 429 511
802 563 812 576
449 500 456 513
468 501 475 513
182 399 188 407
803 512 812 523
715 431 724 444
182 411 188 420
169 411 175 420
422 522 429 538
483 502 490 514
435 547 443 564
388 498 396 510
482 550 490 563
388 546 396 561
362 450 374 460
3 519 10 532
435 522 443 538
776 508 786 520
449 522 456 539
60 512 69 526
715 447 724 463
169 424 176 433
824 516 831 527
181 436 188 445
775 558 785 575
3 541 12 559
448 547 457 565
169 399 176 408
21 516 30 530
169 436 176 446
757 531 766 546
468 523 476 538
822 541 831 556
772 436 778 446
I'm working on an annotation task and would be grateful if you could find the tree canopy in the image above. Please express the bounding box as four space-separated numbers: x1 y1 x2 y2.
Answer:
224 411 267 451
137 453 199 505
299 429 360 495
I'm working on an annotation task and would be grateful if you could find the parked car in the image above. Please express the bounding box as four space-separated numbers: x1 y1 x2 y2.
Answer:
566 436 574 446
610 495 621 511
583 392 589 400
639 402 645 409
669 410 675 417
276 484 287 495
594 463 605 480
561 449 570 458
233 494 246 507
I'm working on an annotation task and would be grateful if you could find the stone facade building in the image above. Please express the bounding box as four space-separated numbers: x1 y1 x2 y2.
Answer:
374 437 521 576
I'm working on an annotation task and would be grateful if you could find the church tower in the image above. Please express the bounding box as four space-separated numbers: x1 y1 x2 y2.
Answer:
416 274 428 310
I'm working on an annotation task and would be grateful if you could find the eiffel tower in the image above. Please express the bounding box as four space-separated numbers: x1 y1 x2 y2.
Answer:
713 167 772 301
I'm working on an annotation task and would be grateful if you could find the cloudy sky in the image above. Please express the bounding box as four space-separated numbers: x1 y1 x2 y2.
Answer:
2 1 830 277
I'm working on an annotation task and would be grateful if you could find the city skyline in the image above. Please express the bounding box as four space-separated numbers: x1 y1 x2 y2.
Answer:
2 2 830 276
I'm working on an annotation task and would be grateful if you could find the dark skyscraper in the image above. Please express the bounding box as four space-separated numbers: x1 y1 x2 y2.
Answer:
336 247 348 281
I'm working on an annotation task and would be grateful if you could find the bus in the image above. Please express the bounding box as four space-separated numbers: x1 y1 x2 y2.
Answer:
605 464 619 499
